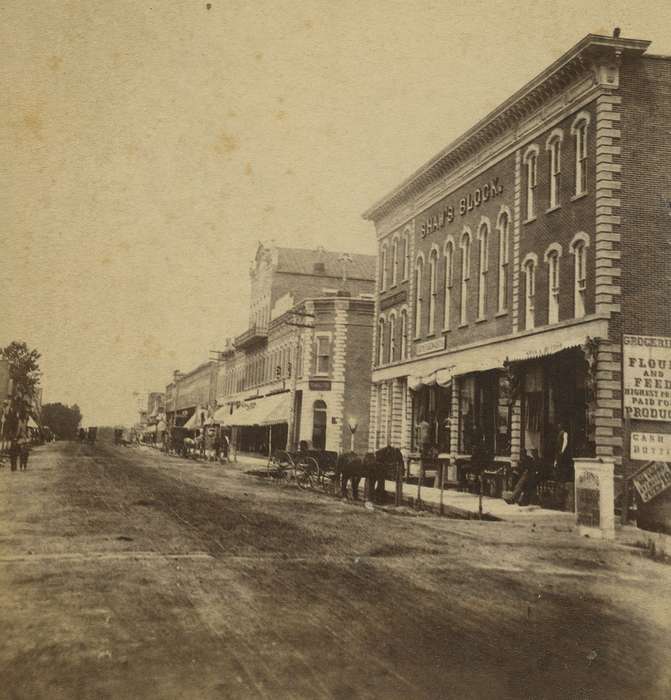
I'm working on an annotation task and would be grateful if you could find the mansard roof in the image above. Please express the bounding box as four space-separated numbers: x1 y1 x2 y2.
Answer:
363 33 650 222
275 246 376 281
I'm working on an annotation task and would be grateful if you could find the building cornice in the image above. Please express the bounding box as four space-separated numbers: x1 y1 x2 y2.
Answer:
363 34 649 223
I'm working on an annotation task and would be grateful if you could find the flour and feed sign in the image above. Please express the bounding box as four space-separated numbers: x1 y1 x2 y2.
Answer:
623 334 671 422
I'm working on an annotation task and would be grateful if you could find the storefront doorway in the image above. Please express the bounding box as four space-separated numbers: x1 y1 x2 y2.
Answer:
520 348 591 476
458 370 511 457
411 384 452 454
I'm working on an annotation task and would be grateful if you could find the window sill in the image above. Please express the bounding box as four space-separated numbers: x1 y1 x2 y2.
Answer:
495 309 508 318
546 204 561 215
425 332 436 338
571 191 588 202
523 216 537 225
475 316 487 324
458 323 469 329
442 327 452 334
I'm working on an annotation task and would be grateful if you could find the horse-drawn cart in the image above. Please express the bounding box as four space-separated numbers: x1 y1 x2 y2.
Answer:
267 449 339 493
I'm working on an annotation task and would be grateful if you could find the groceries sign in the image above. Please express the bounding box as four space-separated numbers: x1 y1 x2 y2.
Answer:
623 334 671 422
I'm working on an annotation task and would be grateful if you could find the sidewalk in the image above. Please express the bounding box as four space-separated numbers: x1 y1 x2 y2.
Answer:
226 451 573 525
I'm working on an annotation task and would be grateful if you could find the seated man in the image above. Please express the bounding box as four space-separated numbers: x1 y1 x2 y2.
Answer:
504 449 541 505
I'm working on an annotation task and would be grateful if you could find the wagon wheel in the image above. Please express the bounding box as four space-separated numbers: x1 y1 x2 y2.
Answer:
296 457 318 490
320 468 337 495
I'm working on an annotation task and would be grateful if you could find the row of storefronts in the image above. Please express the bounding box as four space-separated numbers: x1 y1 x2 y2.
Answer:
151 244 376 458
138 33 671 524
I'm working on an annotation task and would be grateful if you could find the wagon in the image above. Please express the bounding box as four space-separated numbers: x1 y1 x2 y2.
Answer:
266 449 339 493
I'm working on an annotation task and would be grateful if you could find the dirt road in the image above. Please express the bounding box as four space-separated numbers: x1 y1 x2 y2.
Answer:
1 441 669 699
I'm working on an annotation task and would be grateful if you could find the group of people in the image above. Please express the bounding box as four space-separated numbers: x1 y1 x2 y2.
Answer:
5 421 32 472
170 427 230 463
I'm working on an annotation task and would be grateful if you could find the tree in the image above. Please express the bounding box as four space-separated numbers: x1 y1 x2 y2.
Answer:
1 341 41 417
41 403 82 440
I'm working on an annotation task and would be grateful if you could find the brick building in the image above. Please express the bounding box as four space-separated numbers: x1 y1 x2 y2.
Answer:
363 33 671 507
213 243 376 455
164 362 218 429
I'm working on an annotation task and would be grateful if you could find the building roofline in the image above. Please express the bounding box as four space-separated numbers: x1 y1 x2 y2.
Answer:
362 33 650 222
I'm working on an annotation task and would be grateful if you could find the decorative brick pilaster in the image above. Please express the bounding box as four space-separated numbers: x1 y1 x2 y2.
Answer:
450 378 460 456
512 149 522 332
368 383 378 452
330 301 348 454
593 339 623 467
402 380 412 452
595 93 623 318
510 399 522 468
391 378 404 447
407 223 416 343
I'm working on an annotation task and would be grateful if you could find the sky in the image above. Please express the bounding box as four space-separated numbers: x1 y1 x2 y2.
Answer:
2 0 671 426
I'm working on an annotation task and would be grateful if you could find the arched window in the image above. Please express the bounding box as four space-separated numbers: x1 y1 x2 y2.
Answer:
388 312 396 363
460 231 471 326
414 255 424 338
544 244 562 324
392 237 399 286
428 249 438 334
444 240 454 330
377 317 385 366
497 210 510 313
570 233 590 318
400 308 408 359
546 129 563 209
380 243 388 291
477 221 489 319
312 400 327 450
402 230 410 280
523 146 539 220
522 254 537 330
571 112 590 197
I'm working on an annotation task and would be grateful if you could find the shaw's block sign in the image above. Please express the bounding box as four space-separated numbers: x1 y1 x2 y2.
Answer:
632 461 671 503
623 334 671 421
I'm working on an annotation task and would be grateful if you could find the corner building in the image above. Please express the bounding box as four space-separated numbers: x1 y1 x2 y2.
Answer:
214 244 376 456
364 33 671 504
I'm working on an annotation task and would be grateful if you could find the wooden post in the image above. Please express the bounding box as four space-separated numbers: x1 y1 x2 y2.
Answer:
417 459 424 508
268 424 272 460
439 462 445 516
622 411 632 525
395 459 403 507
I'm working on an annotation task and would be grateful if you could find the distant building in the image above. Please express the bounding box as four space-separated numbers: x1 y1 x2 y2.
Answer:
165 244 376 456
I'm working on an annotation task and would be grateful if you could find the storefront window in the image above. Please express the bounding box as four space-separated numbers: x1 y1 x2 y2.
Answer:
459 371 511 456
414 384 452 455
521 349 590 472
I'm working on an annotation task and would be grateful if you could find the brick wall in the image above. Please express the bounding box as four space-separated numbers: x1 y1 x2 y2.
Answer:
342 304 374 453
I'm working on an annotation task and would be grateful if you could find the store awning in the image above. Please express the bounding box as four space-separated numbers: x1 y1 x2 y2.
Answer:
258 392 292 425
27 416 39 429
225 392 292 427
183 407 206 430
213 404 231 425
384 317 609 389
